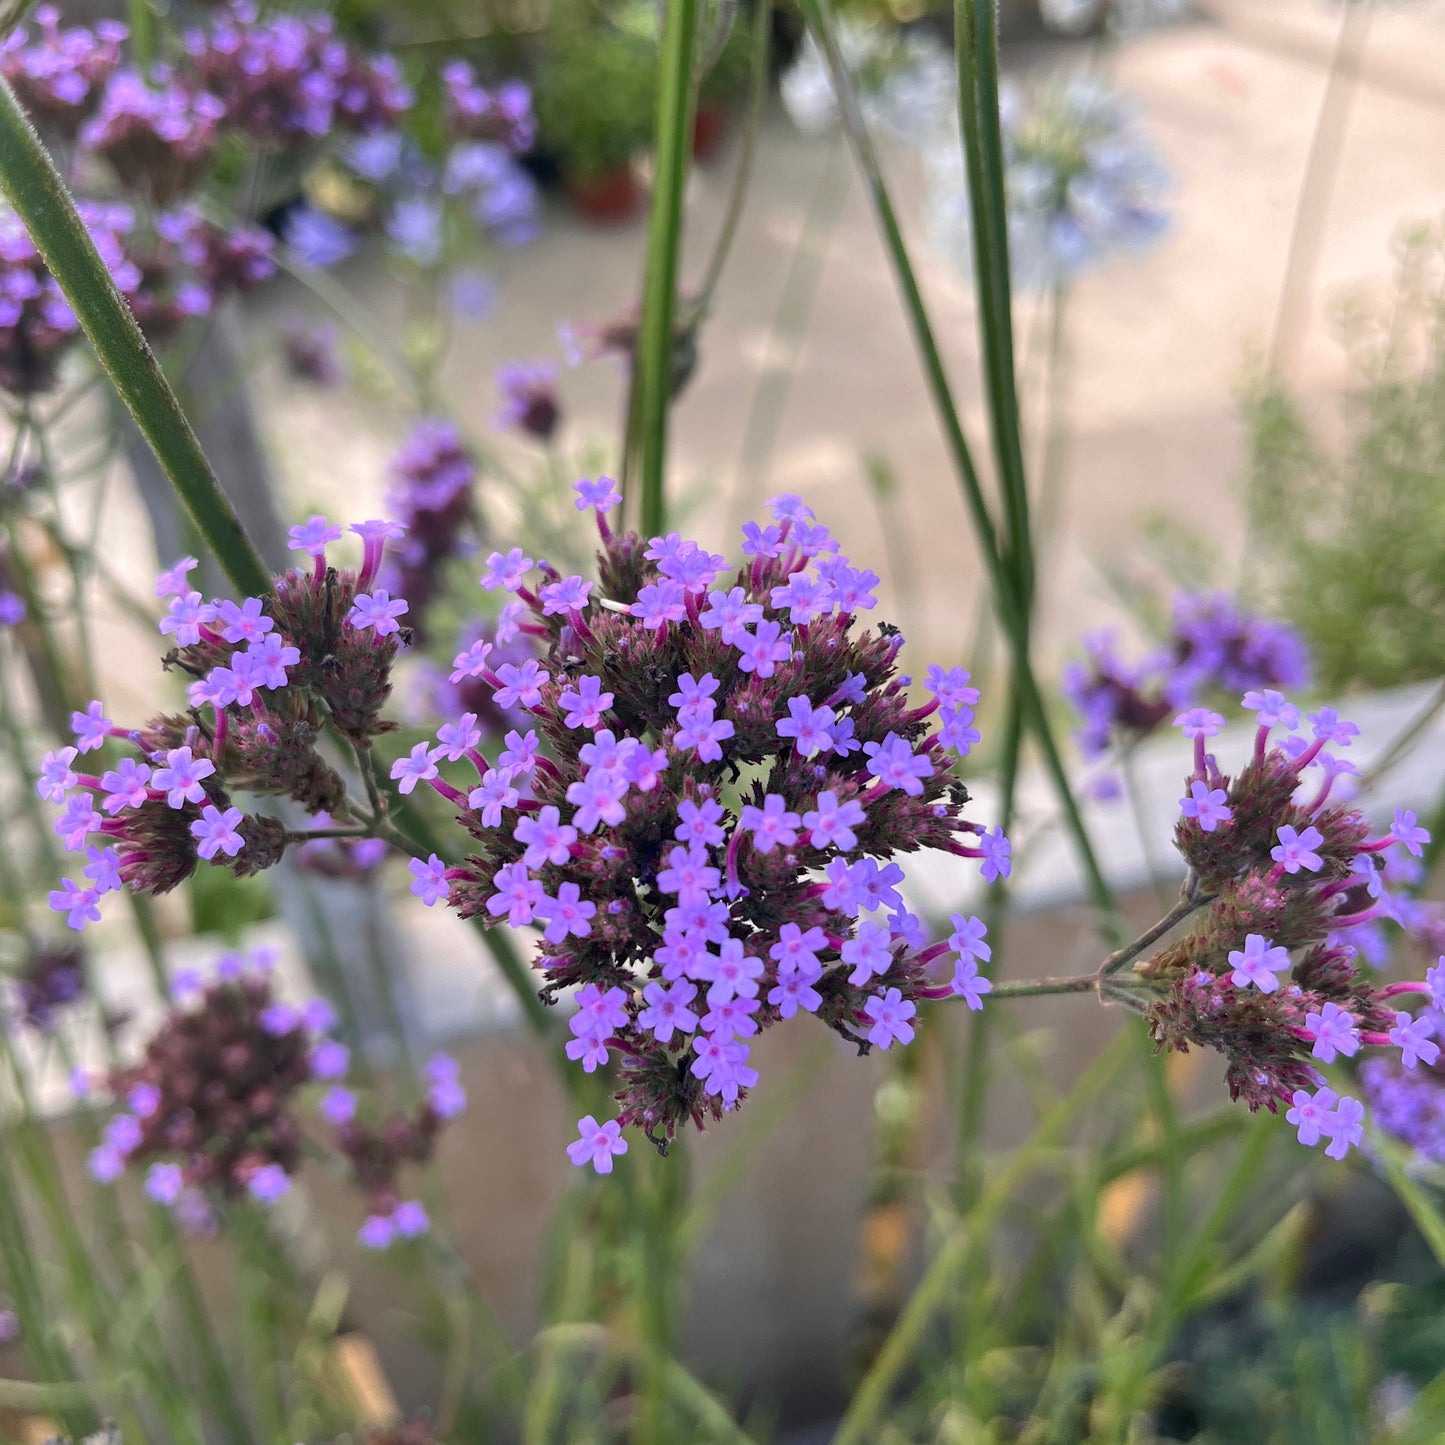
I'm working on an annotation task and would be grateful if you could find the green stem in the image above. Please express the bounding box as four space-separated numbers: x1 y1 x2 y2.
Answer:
955 0 1032 608
635 0 700 538
0 75 272 600
796 0 1121 941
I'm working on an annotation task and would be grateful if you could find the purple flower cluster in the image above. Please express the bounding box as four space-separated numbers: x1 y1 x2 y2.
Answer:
1141 695 1436 1160
0 203 141 395
1064 590 1310 763
0 6 127 136
497 362 562 443
441 59 536 151
86 953 333 1205
37 523 408 931
181 1 410 148
1362 1035 1445 1166
401 486 1004 1165
376 420 481 637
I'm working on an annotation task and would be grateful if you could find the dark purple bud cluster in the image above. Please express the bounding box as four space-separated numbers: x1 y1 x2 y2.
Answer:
1064 591 1309 765
496 362 562 443
402 484 1005 1163
87 955 329 1204
377 420 482 640
9 940 85 1032
1138 696 1437 1160
38 525 408 931
441 58 535 151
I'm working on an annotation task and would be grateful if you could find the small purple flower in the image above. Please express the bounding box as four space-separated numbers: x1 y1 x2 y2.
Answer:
700 994 760 1041
639 979 700 1044
190 805 246 860
558 675 613 730
739 795 801 855
1226 933 1290 994
409 854 451 906
450 639 493 682
676 798 726 848
1308 707 1359 747
734 619 792 678
842 919 893 986
1173 707 1225 739
978 827 1012 883
631 580 688 629
435 713 482 761
515 806 578 869
776 697 837 759
100 757 151 814
481 547 534 592
802 791 866 851
863 732 933 797
1271 824 1324 875
216 597 274 645
390 742 439 795
492 660 548 710
694 938 764 1003
951 958 991 1010
348 589 409 637
1180 780 1232 833
159 591 218 647
469 768 520 827
1242 689 1299 732
1391 809 1431 859
925 665 981 709
393 1200 430 1238
574 476 621 513
1323 1095 1365 1161
153 747 215 808
565 770 627 833
1305 1001 1359 1063
247 1163 292 1205
534 881 596 943
674 707 735 763
700 587 764 643
359 1214 397 1250
1286 1086 1337 1148
426 1054 467 1119
310 1040 350 1081
246 633 300 689
320 1088 357 1125
71 700 111 753
55 794 100 851
567 1114 628 1174
541 576 592 617
36 747 78 803
49 879 101 930
1388 1012 1439 1070
155 556 199 596
863 988 916 1049
145 1163 185 1206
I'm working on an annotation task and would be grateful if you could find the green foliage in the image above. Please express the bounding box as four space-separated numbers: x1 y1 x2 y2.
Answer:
533 4 657 180
1241 224 1445 694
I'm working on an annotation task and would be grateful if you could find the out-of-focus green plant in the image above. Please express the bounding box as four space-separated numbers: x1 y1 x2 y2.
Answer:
1241 224 1445 695
532 5 657 181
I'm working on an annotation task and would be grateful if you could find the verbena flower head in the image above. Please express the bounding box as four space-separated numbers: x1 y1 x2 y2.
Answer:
1136 696 1436 1161
497 361 562 442
9 939 86 1031
0 7 128 137
36 520 407 930
1063 590 1309 765
927 74 1170 290
377 419 480 637
425 486 1004 1162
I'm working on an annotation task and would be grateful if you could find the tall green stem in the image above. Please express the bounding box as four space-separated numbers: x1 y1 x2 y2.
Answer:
0 76 272 600
797 0 1121 941
634 0 700 539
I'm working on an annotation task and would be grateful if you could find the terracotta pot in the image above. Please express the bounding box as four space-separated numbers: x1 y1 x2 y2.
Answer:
692 103 732 162
566 165 642 224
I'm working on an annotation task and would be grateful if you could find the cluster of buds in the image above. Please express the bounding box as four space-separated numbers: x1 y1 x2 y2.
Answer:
496 362 562 444
1136 693 1436 1160
1064 590 1309 766
180 1 410 148
321 1053 466 1249
9 940 85 1032
395 483 1007 1166
82 953 464 1245
38 522 410 932
376 420 482 639
0 6 128 137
